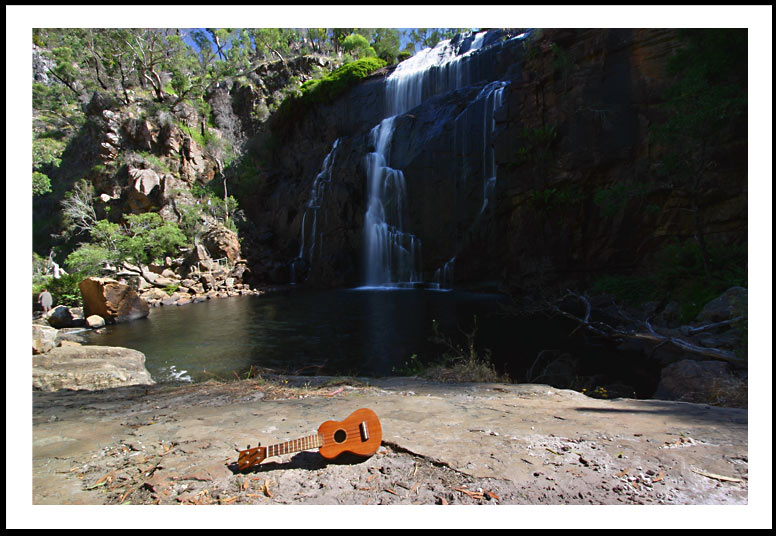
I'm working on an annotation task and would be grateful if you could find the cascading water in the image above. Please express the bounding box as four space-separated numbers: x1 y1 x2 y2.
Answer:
384 30 489 117
291 138 340 284
362 117 422 286
430 257 455 291
361 30 499 289
473 80 508 214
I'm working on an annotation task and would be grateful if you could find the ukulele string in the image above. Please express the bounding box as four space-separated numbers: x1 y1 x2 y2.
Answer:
274 424 376 447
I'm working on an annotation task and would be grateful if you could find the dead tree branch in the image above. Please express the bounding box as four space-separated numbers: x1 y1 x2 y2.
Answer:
550 290 746 368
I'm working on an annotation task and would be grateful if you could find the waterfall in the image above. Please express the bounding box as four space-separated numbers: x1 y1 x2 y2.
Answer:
430 257 455 291
362 118 422 286
291 138 340 284
474 81 508 214
361 30 509 289
385 30 488 117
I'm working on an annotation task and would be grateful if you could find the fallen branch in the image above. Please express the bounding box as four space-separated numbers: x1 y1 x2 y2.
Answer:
550 291 747 368
685 316 746 335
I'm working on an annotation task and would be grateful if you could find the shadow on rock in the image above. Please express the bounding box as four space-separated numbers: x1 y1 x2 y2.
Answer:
228 450 374 475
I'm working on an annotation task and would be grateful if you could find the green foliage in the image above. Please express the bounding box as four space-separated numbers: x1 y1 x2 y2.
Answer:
124 213 188 265
591 239 747 323
405 28 467 50
164 283 180 296
342 33 376 60
32 171 52 196
397 50 413 62
652 30 747 177
372 28 402 64
137 152 172 174
273 57 387 132
33 137 65 169
178 183 240 239
37 273 84 308
589 273 658 307
77 213 187 268
649 29 747 279
298 57 387 105
177 121 217 149
64 243 116 276
32 136 66 196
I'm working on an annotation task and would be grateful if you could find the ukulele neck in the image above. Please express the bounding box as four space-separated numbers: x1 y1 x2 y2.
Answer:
266 433 323 458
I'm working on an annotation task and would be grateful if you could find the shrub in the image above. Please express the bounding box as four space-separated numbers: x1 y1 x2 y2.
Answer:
424 317 509 383
342 33 377 60
65 243 116 276
298 57 386 105
35 273 84 308
273 57 387 130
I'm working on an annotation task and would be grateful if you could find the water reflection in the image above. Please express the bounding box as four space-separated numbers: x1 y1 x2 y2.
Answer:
80 289 660 398
82 289 506 383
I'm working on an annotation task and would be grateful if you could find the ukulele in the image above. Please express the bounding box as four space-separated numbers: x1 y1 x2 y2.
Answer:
237 408 382 471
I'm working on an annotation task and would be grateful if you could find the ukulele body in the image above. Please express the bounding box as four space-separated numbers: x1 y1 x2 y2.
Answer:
318 407 382 460
237 408 382 471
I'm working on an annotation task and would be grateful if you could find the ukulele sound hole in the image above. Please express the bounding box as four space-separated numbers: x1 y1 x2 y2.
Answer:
333 429 347 443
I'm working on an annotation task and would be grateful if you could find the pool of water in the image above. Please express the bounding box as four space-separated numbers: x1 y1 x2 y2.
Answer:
81 288 661 397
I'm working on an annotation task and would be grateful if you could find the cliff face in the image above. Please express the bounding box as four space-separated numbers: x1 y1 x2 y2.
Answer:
237 29 748 292
478 28 747 292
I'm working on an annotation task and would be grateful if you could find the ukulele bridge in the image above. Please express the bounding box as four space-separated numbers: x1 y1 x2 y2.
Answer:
360 421 369 441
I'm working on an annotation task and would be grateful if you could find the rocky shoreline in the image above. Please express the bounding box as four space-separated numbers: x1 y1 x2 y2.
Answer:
25 283 757 515
32 283 749 411
29 374 751 511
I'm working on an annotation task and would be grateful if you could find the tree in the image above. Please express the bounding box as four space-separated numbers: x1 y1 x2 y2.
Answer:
306 28 330 54
372 28 401 64
121 28 178 102
60 179 97 237
75 213 188 268
32 136 65 197
405 28 467 50
342 33 376 60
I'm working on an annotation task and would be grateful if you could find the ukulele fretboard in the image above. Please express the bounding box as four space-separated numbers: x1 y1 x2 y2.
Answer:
267 433 323 458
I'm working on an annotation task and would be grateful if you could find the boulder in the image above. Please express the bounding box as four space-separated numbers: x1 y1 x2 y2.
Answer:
128 167 161 211
85 315 106 329
695 287 748 325
78 277 150 324
32 345 155 392
139 287 169 302
653 359 735 404
142 270 177 287
201 224 242 265
32 325 58 355
46 305 85 329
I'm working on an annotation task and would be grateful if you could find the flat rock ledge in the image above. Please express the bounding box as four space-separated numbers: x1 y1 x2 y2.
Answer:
32 345 155 392
30 376 749 510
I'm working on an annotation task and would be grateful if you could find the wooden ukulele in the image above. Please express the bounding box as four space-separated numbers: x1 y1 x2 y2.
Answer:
237 408 382 471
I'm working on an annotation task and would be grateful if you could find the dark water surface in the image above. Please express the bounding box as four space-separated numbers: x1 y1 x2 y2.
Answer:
81 289 498 382
82 288 660 397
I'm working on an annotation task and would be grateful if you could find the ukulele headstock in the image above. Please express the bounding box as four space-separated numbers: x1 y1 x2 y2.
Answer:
237 445 266 471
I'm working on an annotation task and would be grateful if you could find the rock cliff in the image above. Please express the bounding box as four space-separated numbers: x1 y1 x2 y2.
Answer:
238 29 747 293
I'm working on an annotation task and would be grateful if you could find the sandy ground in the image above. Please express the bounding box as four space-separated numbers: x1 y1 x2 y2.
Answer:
23 374 765 528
